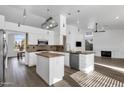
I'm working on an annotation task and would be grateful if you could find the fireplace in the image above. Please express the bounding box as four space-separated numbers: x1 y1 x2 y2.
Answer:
101 51 111 57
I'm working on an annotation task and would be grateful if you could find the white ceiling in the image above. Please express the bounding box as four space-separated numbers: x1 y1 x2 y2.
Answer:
0 5 124 30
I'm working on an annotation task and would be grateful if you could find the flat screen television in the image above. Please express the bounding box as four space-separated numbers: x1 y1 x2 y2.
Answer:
76 42 82 47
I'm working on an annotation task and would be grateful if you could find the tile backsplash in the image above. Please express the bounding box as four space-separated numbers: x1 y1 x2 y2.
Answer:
26 45 64 52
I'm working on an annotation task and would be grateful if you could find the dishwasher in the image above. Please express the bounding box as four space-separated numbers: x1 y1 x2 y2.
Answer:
70 53 79 70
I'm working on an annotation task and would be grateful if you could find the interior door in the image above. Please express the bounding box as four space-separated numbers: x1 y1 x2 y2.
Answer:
0 31 4 85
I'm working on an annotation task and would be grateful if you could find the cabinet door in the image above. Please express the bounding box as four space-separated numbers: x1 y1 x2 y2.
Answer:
64 53 70 67
48 31 54 45
29 53 37 66
25 52 29 65
28 34 37 44
70 54 79 70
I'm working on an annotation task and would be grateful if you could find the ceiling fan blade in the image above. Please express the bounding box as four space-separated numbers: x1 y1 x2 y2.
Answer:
96 31 106 33
94 22 107 33
99 30 106 32
94 30 106 33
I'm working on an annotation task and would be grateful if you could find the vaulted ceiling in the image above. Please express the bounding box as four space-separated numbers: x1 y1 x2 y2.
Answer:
0 5 124 30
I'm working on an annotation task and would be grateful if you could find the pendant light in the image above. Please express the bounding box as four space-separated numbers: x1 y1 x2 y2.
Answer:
77 10 80 32
22 8 27 25
18 8 27 27
23 9 26 18
41 8 58 30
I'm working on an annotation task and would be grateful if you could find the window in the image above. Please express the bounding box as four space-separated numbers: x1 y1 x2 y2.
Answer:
14 34 26 50
85 32 93 38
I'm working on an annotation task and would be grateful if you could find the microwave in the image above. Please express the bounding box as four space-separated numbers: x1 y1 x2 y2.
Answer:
38 40 48 45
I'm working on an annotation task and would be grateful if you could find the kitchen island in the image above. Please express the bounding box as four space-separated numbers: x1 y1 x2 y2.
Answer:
36 52 64 86
70 51 94 73
79 52 94 73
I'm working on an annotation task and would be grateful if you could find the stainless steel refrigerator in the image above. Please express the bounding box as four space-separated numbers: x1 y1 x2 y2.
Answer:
0 29 8 86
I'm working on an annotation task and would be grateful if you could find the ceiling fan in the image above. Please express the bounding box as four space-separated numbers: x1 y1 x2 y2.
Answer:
41 9 58 30
94 23 106 33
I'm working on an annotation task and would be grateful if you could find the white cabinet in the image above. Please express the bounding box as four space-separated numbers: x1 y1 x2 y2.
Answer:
28 30 55 45
48 31 54 45
25 52 37 67
79 54 94 73
0 15 5 29
29 52 37 66
64 53 70 67
28 32 48 45
28 34 38 44
36 55 64 86
49 51 70 67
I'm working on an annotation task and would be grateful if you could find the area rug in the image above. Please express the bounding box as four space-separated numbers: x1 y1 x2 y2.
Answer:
70 71 124 87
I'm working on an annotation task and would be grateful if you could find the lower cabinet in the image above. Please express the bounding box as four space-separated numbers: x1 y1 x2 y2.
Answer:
64 53 70 67
36 55 64 86
25 51 70 67
25 52 37 67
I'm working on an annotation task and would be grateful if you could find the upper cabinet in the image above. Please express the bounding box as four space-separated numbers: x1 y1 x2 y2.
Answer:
48 31 55 45
0 15 5 29
28 30 55 45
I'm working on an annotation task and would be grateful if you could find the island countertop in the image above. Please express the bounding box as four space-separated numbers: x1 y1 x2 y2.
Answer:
65 51 95 55
36 52 64 58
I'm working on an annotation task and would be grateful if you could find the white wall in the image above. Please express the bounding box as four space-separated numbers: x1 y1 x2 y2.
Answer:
66 25 84 52
0 15 5 29
7 33 17 57
8 34 15 57
93 29 124 58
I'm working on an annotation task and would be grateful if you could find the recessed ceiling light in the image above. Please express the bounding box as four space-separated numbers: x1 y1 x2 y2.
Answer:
115 16 119 20
46 26 49 29
88 26 90 29
49 24 53 27
23 9 26 18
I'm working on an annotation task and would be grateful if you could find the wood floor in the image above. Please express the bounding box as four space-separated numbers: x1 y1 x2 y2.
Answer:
4 56 124 87
95 57 124 68
95 57 124 83
71 71 124 87
4 57 80 87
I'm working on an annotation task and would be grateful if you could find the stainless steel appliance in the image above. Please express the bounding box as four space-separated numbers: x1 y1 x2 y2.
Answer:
37 40 48 45
70 53 79 70
0 29 8 86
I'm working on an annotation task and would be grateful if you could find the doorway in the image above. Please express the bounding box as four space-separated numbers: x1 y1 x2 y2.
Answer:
6 31 26 63
85 39 93 51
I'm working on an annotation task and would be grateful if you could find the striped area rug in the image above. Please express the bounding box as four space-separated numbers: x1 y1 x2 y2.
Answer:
70 71 124 87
